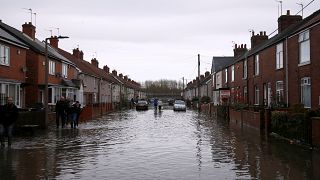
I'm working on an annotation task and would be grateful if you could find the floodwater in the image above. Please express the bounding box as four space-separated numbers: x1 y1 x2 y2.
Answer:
1 107 319 180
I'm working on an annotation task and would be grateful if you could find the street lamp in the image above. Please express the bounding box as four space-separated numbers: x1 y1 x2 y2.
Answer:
44 35 69 128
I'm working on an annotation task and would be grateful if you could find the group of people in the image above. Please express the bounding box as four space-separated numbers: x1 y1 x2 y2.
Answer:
153 98 162 110
0 97 18 147
55 96 82 129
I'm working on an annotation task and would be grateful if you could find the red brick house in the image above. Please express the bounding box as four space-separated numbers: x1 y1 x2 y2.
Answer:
225 9 320 109
0 22 80 109
0 20 29 107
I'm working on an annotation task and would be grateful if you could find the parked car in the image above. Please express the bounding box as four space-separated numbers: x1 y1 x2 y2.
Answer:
136 100 149 110
168 99 174 106
173 100 186 111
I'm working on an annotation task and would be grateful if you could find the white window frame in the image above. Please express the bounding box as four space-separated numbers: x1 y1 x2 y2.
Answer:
49 60 55 75
276 81 284 103
299 30 310 65
276 42 283 69
62 63 68 78
255 85 260 105
225 69 228 83
254 54 259 76
0 44 10 66
243 60 247 79
301 77 311 108
0 83 20 107
231 65 235 82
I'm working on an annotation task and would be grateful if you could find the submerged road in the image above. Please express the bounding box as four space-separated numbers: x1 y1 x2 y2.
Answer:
1 107 319 179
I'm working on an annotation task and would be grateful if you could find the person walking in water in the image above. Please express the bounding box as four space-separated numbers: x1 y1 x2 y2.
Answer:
0 97 18 147
70 101 81 128
55 96 67 128
153 98 158 110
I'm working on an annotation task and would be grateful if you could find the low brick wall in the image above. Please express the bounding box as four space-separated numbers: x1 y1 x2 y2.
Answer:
16 110 45 128
229 109 264 131
312 117 320 149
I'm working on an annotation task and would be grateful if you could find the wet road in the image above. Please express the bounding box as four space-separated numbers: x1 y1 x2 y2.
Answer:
1 108 319 180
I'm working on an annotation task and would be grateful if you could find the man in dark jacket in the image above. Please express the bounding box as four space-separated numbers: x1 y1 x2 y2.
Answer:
0 97 18 147
55 96 67 128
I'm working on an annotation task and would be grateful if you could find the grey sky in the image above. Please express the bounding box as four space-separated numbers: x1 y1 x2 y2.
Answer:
1 0 319 83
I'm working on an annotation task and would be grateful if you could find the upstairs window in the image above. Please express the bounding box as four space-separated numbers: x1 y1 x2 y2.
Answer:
0 44 10 66
243 60 247 79
299 30 310 64
276 42 283 69
225 69 228 83
62 63 68 78
49 60 55 75
231 65 235 82
254 54 259 76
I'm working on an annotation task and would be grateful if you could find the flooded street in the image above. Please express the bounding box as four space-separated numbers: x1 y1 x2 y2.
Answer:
1 108 319 180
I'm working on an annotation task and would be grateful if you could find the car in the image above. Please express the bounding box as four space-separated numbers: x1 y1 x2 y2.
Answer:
136 100 149 110
173 100 186 111
168 99 174 106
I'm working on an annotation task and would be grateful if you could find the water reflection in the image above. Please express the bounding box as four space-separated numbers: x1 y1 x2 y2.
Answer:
0 109 319 179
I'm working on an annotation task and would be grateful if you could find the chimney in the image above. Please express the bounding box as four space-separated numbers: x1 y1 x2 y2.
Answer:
103 65 109 73
124 75 128 81
80 51 84 60
49 36 59 49
278 10 302 33
205 71 210 77
233 44 248 58
112 70 117 76
128 78 131 82
91 58 99 68
119 73 123 78
73 48 84 60
22 22 36 40
200 75 204 81
251 31 268 48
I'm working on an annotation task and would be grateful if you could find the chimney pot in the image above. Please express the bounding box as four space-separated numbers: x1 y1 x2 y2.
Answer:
287 10 290 15
22 22 36 40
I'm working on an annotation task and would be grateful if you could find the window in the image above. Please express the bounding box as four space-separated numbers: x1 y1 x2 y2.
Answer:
231 65 235 82
49 60 55 75
299 30 310 64
243 86 247 103
276 81 284 103
276 43 283 69
0 44 10 66
0 83 21 106
225 69 228 83
243 60 247 79
301 77 311 108
254 54 259 75
255 85 260 105
62 63 68 78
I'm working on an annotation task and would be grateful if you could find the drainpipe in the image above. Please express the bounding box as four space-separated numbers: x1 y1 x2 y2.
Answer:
285 38 289 106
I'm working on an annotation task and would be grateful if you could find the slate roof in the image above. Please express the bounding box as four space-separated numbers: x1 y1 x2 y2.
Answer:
0 27 28 48
58 48 118 84
235 9 320 63
0 21 74 65
211 56 235 73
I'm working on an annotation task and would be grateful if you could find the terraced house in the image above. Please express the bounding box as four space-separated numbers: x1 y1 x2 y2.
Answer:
0 21 80 109
0 21 29 107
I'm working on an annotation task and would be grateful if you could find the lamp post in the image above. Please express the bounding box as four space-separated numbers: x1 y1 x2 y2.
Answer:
44 36 69 128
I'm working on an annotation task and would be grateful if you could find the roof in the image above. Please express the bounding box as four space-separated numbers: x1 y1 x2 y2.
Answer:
0 21 74 65
58 48 118 84
0 28 28 48
235 9 320 63
211 56 235 73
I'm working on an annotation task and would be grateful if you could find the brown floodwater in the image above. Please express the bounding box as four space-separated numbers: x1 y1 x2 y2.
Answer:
1 108 319 180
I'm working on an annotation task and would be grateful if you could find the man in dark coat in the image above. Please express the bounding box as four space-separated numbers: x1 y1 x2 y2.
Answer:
0 97 18 147
55 96 67 128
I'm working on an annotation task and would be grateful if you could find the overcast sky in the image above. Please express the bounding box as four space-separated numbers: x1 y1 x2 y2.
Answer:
1 0 319 83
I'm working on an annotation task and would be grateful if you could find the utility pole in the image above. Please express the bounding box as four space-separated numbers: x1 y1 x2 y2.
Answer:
198 54 200 112
182 77 185 99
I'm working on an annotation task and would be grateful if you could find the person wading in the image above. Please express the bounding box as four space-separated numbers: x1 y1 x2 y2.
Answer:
55 96 67 128
0 97 18 147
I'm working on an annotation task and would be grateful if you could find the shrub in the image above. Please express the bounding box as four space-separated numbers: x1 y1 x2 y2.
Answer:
200 96 211 103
